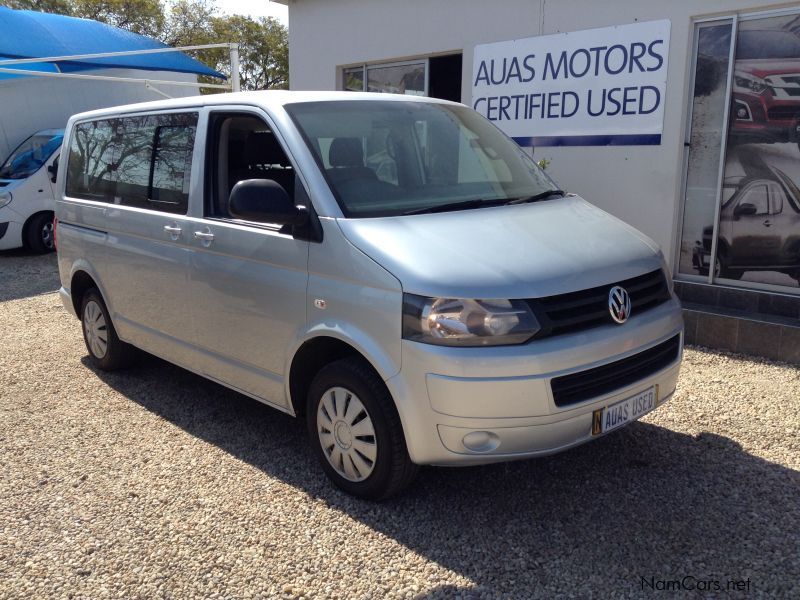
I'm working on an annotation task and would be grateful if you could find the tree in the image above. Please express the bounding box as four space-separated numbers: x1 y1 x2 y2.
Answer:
4 0 75 12
2 0 290 90
160 0 215 48
208 15 288 90
72 0 165 38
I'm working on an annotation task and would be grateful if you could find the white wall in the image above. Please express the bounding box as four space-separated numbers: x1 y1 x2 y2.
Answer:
0 69 200 162
286 0 799 267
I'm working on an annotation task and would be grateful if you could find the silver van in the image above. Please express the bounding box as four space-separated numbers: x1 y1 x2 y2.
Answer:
56 91 683 499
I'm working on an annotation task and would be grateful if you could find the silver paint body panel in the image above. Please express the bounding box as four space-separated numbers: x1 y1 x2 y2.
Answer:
56 91 683 465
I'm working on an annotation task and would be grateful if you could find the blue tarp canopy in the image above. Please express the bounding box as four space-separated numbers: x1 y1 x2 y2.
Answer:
0 6 224 81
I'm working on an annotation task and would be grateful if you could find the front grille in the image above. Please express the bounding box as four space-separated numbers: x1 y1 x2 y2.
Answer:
767 105 800 120
551 334 681 407
526 270 671 340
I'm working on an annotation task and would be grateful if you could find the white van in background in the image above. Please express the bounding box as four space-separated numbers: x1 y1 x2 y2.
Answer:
0 129 64 253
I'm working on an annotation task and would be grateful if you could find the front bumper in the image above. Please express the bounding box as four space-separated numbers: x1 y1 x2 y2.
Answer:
0 207 23 250
386 296 684 465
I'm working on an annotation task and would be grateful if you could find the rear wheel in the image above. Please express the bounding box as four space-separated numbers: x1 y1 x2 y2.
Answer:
25 212 55 254
80 288 136 371
715 253 743 280
307 357 417 500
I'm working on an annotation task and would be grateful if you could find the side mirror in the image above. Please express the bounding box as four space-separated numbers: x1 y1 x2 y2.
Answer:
229 179 308 225
733 202 757 218
47 157 59 184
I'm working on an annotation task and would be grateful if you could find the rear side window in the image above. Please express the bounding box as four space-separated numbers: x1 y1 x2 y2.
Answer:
66 120 117 202
65 113 198 214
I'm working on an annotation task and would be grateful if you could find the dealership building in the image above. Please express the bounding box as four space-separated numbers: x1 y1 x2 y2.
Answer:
279 0 800 363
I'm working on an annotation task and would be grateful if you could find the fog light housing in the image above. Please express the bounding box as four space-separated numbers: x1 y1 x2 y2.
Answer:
462 431 500 453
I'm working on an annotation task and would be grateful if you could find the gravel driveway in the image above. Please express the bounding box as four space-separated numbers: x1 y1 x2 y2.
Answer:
1 251 799 599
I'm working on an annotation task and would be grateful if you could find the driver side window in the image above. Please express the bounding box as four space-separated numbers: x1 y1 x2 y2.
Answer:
207 113 296 219
741 184 769 215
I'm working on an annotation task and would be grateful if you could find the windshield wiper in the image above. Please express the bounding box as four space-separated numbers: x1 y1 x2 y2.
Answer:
403 198 507 215
505 189 566 205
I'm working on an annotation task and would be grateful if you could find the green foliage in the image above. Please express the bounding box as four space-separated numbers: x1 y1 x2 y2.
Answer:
210 15 288 90
537 158 550 171
3 0 289 90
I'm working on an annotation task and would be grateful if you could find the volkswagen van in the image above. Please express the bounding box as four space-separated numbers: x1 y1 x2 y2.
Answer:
0 129 63 253
56 91 683 499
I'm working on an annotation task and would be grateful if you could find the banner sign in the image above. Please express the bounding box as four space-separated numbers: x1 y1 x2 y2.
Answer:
472 20 671 147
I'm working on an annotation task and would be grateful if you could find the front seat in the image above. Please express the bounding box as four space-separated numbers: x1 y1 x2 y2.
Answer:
326 137 377 186
236 131 295 196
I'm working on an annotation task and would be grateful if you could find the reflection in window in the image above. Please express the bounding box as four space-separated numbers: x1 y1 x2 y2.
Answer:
343 66 364 92
150 122 196 208
66 119 118 202
367 63 425 95
342 61 427 96
65 113 197 215
678 22 733 278
115 116 156 208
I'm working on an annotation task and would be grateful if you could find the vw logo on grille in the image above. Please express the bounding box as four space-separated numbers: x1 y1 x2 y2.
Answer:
608 286 632 324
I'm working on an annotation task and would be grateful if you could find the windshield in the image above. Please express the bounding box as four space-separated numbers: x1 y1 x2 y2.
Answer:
285 100 558 217
0 133 63 180
737 30 800 60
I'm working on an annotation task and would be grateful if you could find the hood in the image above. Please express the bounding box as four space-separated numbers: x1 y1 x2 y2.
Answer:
737 59 800 78
337 195 663 299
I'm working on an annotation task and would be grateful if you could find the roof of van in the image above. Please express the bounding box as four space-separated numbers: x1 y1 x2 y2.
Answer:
0 6 223 81
67 90 462 121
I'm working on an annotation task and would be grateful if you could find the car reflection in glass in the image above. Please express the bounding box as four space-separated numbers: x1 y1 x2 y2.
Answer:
693 165 800 284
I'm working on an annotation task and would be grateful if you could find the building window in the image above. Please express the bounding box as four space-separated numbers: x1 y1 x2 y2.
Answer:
679 10 800 293
342 60 427 96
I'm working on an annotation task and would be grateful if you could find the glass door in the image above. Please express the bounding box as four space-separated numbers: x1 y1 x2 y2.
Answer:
678 19 735 281
678 12 800 293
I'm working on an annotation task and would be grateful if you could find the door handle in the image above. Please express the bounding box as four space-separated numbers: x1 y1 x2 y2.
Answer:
193 228 215 246
763 220 771 227
163 224 182 239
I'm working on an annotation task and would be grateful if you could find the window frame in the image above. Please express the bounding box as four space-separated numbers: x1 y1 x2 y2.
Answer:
676 7 800 296
202 107 307 234
64 108 200 216
340 58 430 96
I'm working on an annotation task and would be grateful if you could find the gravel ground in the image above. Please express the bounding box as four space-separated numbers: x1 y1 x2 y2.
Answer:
1 251 799 599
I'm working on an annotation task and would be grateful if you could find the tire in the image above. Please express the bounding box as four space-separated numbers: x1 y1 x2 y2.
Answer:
25 212 55 254
307 357 418 500
80 288 136 371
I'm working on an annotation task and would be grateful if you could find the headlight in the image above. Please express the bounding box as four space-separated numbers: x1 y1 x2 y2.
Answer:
0 191 11 209
734 72 767 94
403 294 540 346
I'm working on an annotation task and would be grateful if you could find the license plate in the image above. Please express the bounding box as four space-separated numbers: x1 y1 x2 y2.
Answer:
592 385 658 436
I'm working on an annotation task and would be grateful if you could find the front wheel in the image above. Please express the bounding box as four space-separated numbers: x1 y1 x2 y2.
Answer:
25 213 55 254
307 357 418 500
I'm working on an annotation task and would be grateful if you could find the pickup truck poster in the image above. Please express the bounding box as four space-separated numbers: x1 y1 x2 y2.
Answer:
680 13 800 290
471 20 671 147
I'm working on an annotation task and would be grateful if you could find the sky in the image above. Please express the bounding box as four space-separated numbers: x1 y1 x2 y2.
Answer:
217 0 288 25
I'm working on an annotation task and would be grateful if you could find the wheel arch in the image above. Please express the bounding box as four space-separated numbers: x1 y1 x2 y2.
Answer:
69 269 100 317
288 335 391 418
